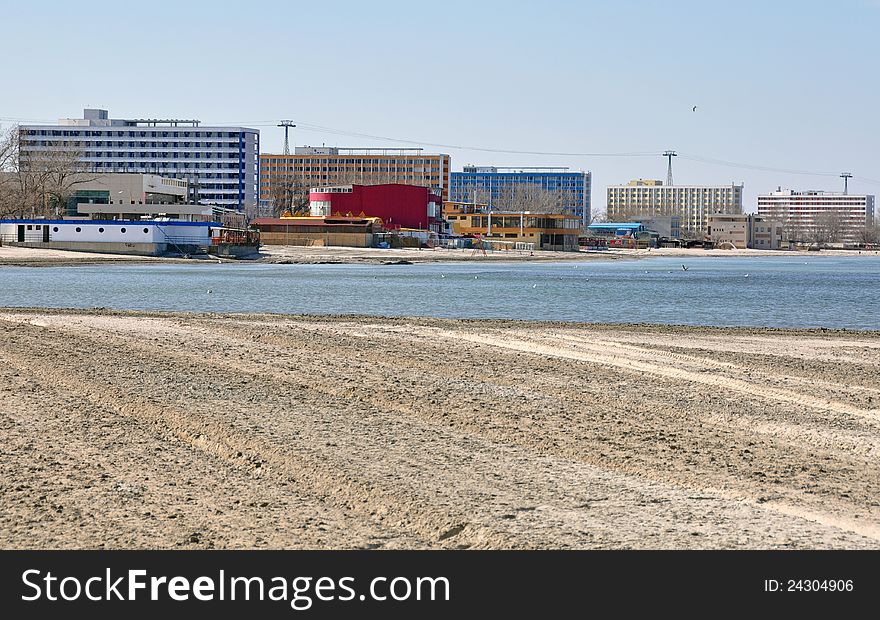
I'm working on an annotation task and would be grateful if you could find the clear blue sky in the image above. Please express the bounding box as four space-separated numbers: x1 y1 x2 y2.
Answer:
2 0 878 213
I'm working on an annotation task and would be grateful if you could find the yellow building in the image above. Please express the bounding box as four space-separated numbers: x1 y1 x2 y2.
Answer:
706 213 783 249
443 201 580 251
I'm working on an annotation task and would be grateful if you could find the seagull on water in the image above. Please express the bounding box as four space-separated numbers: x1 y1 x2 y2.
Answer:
681 265 689 271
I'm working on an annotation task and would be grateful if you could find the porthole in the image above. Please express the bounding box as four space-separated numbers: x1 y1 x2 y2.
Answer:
120 227 127 233
53 227 59 232
99 227 105 233
143 228 149 234
75 227 81 233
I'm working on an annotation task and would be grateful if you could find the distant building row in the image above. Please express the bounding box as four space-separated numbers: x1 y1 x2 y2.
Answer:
17 110 594 222
14 109 876 245
607 179 875 245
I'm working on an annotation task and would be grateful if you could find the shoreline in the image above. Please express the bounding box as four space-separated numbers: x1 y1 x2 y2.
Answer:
3 306 878 335
1 243 878 267
1 308 878 549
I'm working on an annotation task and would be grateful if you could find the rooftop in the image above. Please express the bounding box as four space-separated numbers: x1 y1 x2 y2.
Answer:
763 188 874 198
21 109 257 130
459 166 579 174
261 147 445 157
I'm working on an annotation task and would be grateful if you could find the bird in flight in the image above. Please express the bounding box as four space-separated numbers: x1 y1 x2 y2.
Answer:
692 105 697 112
682 265 689 271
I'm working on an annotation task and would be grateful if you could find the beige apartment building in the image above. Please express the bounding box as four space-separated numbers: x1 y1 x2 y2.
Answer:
706 213 783 249
757 188 876 245
606 179 743 237
260 147 450 215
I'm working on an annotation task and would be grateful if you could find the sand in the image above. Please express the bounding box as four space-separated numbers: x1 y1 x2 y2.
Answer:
0 245 214 267
4 243 874 268
609 247 880 258
249 245 613 264
1 309 878 549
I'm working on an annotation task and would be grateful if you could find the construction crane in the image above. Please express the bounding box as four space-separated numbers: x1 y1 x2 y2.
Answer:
278 120 296 155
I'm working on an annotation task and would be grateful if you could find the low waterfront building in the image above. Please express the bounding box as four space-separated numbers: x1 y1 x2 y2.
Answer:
309 183 442 232
757 188 875 245
0 218 217 256
706 213 783 250
606 179 743 237
443 202 580 251
627 215 681 239
586 222 659 248
42 173 212 220
251 216 381 248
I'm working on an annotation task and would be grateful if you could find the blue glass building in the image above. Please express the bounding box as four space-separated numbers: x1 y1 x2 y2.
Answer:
449 166 592 228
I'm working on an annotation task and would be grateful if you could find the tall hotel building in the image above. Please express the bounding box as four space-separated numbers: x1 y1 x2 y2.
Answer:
449 166 592 228
757 188 875 244
260 147 451 213
606 179 743 236
18 109 260 211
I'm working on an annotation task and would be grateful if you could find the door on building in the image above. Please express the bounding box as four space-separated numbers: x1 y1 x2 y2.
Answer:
17 225 25 242
43 225 50 243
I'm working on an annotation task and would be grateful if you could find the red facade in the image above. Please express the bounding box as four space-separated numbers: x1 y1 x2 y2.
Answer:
310 184 440 230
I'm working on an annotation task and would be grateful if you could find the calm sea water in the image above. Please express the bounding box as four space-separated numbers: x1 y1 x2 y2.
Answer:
2 256 879 329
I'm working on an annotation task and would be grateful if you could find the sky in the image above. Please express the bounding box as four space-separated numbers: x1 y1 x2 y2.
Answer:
1 0 878 214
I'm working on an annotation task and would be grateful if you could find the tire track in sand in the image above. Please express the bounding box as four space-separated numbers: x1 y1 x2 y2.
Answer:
409 327 880 541
435 329 880 425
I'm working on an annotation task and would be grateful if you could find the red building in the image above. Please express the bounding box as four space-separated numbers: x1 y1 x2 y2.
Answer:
309 184 441 231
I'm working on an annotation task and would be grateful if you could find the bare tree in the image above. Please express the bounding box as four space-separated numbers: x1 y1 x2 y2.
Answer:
811 210 844 245
265 166 312 217
856 222 879 246
0 126 94 218
489 183 569 214
779 213 805 245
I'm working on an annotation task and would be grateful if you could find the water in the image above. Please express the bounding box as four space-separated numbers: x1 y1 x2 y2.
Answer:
2 256 879 329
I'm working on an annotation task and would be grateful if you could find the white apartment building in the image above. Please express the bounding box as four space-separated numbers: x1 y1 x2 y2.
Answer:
757 188 875 245
18 109 260 211
606 179 743 237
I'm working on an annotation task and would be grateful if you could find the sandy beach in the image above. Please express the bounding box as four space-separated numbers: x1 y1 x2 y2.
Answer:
1 309 878 549
0 245 213 267
609 247 880 258
0 244 611 267
2 243 877 267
